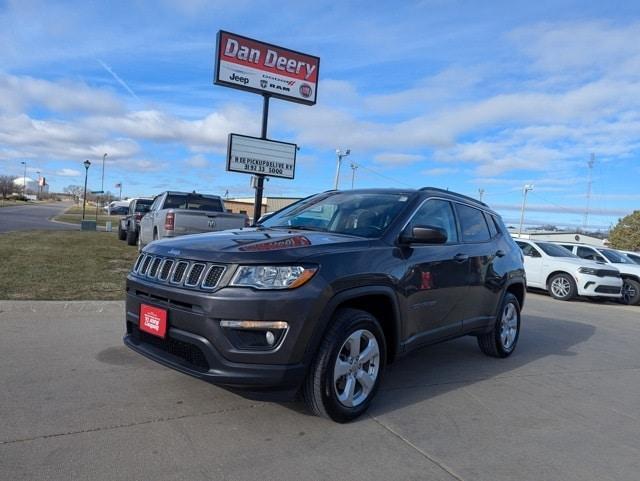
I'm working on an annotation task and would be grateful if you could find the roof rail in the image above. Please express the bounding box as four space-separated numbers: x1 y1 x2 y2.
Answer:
419 187 489 207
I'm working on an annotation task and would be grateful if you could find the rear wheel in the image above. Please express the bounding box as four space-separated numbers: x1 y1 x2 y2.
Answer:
117 223 126 240
303 308 386 423
548 273 576 301
622 278 640 305
126 227 138 246
478 292 521 358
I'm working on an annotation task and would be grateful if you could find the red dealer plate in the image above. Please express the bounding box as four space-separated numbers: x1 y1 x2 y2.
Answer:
139 304 167 338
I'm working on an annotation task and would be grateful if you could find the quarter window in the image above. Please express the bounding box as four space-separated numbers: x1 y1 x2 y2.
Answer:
484 212 498 238
577 246 606 262
407 199 458 244
456 204 491 242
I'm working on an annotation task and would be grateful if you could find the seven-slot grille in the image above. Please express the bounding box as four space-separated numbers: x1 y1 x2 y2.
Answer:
132 254 225 290
596 269 620 278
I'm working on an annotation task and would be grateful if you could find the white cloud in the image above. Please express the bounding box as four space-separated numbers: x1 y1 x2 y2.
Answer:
56 168 81 177
373 153 424 166
421 167 460 176
0 73 123 114
184 154 209 168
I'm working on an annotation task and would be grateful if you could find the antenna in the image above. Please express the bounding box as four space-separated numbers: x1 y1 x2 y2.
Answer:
583 153 595 229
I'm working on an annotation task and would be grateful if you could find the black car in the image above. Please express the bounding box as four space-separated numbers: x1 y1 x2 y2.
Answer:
124 188 526 422
118 198 153 245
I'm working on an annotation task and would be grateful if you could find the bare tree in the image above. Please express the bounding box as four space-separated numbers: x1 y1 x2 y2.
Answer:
0 175 15 198
63 185 84 203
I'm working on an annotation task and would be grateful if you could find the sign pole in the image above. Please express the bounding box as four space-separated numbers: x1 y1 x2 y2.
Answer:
253 94 270 223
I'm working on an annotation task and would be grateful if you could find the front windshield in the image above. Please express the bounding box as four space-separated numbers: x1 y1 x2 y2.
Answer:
537 242 576 257
261 192 411 238
600 248 633 264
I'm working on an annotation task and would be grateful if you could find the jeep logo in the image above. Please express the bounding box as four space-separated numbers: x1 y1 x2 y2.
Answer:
229 73 250 85
208 219 216 228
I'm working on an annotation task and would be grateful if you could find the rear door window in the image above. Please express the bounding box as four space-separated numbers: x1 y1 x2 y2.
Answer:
576 246 606 262
456 204 491 242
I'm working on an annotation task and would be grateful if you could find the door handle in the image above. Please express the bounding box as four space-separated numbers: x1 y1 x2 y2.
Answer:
495 249 506 257
454 253 469 262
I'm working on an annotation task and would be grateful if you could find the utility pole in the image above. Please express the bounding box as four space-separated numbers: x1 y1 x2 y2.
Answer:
334 149 350 190
20 161 27 196
478 188 485 202
518 184 534 236
583 153 595 229
350 162 358 189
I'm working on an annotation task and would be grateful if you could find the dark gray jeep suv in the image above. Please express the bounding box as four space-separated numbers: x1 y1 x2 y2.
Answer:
124 188 525 422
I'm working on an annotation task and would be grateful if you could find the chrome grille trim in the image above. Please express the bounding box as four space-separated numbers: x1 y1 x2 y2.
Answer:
140 255 153 275
158 259 174 281
202 265 226 289
185 263 206 287
133 255 227 291
171 261 190 284
148 257 162 278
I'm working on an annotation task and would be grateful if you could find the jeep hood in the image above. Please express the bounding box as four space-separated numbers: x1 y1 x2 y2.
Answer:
143 228 373 263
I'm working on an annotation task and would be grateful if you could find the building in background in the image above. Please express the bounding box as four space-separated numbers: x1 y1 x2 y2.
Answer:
511 231 607 246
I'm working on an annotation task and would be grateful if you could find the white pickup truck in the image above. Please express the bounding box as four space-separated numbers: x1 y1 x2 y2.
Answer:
138 191 247 250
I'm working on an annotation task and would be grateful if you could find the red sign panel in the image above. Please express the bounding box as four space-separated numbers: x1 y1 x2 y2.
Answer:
139 304 167 338
214 30 320 105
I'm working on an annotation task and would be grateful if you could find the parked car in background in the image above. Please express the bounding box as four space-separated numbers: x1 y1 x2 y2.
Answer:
125 187 526 422
556 242 640 305
118 198 153 245
138 191 248 250
105 200 130 214
620 250 640 265
515 239 622 302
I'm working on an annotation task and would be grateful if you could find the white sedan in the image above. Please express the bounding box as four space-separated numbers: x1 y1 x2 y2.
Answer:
515 239 622 301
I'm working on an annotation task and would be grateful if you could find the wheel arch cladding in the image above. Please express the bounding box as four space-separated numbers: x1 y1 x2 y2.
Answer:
546 270 574 288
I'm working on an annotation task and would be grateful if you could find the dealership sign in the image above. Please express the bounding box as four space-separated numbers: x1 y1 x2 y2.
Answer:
214 30 320 105
227 134 297 179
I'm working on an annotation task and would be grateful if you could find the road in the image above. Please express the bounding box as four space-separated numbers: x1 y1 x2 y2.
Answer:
1 293 639 481
0 202 75 232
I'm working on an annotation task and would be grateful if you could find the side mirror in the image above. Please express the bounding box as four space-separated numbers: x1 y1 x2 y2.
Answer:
400 225 448 245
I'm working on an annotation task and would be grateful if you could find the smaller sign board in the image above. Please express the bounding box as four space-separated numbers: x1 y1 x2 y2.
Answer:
215 30 320 106
91 190 104 194
227 134 297 179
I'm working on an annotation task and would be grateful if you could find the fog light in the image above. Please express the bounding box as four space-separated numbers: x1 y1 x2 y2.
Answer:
266 330 275 346
219 320 289 350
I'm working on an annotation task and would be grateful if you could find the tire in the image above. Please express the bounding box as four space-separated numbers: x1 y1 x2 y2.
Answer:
117 223 126 241
478 292 521 358
548 273 576 301
621 278 640 305
153 229 158 241
303 308 386 423
137 232 143 252
126 227 137 246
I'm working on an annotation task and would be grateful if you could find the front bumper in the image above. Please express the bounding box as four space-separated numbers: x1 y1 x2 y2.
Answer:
575 274 623 298
124 274 328 389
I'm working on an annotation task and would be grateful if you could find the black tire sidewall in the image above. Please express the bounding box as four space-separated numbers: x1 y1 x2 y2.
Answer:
622 279 640 305
319 313 386 422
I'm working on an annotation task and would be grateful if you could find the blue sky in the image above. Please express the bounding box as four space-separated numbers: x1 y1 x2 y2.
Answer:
1 0 640 229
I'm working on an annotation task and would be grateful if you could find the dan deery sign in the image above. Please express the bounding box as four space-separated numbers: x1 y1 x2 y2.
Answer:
215 31 319 105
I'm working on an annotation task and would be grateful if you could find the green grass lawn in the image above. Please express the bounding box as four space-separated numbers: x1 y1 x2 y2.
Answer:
0 231 138 300
54 204 123 227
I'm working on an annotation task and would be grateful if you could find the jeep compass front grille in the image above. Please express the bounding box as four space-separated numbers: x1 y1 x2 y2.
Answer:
131 254 226 291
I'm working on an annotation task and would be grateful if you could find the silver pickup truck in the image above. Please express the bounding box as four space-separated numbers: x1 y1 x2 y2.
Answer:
138 191 247 250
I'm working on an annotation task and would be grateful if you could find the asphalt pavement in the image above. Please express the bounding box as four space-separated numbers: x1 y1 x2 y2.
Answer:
1 293 639 481
0 201 75 232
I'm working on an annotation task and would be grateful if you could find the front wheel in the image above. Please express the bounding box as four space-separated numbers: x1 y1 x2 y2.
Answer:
622 278 640 305
117 223 126 240
126 227 137 246
548 273 576 301
303 308 386 423
478 292 521 358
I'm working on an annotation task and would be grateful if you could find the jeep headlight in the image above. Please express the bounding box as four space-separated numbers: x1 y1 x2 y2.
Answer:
578 267 598 275
231 265 317 289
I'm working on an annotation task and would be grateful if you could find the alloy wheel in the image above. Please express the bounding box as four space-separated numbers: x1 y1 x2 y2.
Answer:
499 302 518 350
333 329 380 408
551 277 571 298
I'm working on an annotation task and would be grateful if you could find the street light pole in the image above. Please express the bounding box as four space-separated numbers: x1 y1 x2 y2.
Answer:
350 162 358 189
20 161 27 196
518 184 534 236
334 149 350 190
82 160 91 220
36 171 41 200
